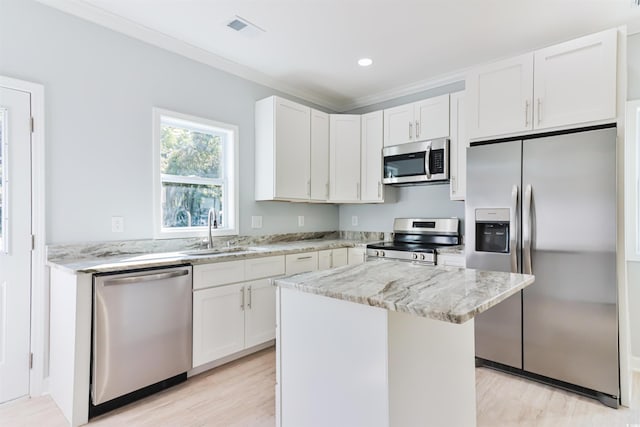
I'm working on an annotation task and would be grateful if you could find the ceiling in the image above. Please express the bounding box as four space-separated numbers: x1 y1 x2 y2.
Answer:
38 0 640 112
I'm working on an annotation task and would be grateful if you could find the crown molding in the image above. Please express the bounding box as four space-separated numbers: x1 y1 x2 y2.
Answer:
35 0 344 111
335 71 467 112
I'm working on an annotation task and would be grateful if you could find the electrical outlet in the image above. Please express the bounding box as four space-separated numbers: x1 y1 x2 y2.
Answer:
298 216 304 227
251 216 263 229
351 215 358 226
111 216 124 233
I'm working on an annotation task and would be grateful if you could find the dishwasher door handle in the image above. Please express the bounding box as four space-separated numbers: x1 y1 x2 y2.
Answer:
103 269 189 286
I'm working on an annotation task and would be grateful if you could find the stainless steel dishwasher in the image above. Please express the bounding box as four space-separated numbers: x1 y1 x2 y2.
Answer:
91 265 192 413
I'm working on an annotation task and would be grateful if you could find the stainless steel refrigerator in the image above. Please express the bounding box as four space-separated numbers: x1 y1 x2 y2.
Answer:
465 126 619 407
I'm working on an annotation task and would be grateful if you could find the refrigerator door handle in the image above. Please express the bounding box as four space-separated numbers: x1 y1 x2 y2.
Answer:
523 184 533 275
510 185 519 273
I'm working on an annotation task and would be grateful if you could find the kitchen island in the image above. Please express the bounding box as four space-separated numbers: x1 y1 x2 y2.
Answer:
273 259 534 427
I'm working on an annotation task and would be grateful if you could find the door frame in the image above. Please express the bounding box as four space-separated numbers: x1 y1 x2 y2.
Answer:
0 75 46 397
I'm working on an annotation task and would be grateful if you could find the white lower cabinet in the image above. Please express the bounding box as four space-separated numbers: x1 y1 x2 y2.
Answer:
438 253 466 267
348 247 366 265
192 256 284 368
318 248 348 270
244 279 277 348
193 283 246 367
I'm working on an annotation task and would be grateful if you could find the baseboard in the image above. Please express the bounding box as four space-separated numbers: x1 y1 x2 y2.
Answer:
631 356 640 372
187 340 275 377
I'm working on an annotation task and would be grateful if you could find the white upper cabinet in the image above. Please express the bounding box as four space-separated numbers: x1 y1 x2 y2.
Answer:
310 109 330 201
467 28 617 140
383 103 414 147
255 96 311 201
449 91 467 201
329 114 361 202
414 94 450 141
533 29 617 129
466 53 534 139
383 95 450 147
360 111 384 202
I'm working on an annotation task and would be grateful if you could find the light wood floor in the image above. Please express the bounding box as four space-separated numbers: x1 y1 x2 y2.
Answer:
1 347 638 426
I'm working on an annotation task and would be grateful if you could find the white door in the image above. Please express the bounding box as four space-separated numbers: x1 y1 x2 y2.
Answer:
244 279 276 348
467 53 534 139
414 94 450 141
533 28 617 130
0 86 32 403
310 109 329 201
192 283 245 368
329 114 361 202
360 111 383 202
383 103 413 146
274 97 311 200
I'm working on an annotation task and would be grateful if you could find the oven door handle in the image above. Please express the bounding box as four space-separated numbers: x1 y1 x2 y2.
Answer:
510 185 519 274
424 145 432 179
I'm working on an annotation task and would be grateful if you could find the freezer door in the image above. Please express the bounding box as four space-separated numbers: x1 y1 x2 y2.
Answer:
466 140 523 369
522 127 618 397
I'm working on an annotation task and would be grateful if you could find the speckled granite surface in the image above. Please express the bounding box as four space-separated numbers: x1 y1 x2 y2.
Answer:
274 259 532 324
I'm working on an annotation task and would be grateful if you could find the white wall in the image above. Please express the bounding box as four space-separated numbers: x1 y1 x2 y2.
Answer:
0 0 339 244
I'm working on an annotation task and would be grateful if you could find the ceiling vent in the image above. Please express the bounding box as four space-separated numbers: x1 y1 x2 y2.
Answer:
226 15 265 37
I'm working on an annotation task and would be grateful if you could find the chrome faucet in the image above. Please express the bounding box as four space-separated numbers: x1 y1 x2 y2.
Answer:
207 208 218 249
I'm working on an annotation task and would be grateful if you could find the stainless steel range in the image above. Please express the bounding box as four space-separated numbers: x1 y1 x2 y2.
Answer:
366 218 461 265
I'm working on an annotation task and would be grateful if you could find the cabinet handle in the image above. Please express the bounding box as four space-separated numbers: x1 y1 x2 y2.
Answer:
524 100 530 127
377 181 381 198
326 182 329 199
357 182 361 199
240 287 245 310
247 286 252 309
307 180 311 197
537 98 542 125
409 122 413 139
415 120 420 138
296 255 313 260
451 176 456 194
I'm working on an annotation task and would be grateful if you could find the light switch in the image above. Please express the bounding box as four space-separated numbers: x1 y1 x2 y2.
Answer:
251 216 263 229
298 216 304 227
351 216 358 226
111 216 124 233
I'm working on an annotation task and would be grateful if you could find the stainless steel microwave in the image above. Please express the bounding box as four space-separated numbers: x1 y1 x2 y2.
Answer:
382 138 449 185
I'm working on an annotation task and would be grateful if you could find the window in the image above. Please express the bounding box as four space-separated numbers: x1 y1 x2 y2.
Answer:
626 100 640 261
153 108 238 238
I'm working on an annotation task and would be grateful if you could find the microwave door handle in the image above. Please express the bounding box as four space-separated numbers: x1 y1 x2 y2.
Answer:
424 146 431 179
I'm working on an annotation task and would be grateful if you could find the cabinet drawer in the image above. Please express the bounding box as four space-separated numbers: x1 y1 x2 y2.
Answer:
438 254 466 267
193 260 245 290
318 250 332 270
245 255 285 281
348 247 366 265
285 252 318 275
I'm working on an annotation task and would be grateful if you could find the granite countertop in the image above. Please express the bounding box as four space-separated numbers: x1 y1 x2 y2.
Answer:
274 259 533 324
47 239 370 274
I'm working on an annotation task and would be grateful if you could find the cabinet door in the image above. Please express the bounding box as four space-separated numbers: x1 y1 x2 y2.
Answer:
318 250 332 270
449 91 467 201
275 97 311 200
414 94 450 141
533 29 617 130
360 111 384 202
383 103 414 146
310 109 330 201
245 279 277 348
348 247 366 265
285 252 319 274
329 114 361 202
332 248 348 268
193 283 245 367
467 53 534 139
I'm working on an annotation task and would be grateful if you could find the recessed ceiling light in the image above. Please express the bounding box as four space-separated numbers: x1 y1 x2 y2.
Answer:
358 58 373 67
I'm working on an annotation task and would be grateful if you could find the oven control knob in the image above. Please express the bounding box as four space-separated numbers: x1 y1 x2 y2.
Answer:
420 254 426 260
412 253 418 260
380 251 385 257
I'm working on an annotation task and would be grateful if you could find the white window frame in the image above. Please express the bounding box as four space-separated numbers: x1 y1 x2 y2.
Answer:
152 108 239 239
626 100 640 261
